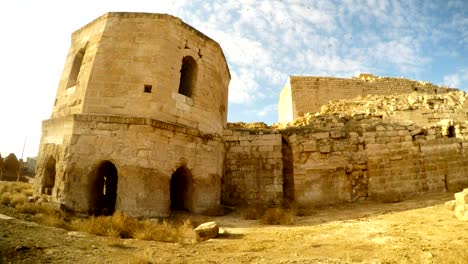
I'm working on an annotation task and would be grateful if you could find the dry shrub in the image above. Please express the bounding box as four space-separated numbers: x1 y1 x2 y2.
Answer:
1 192 12 205
23 189 33 196
70 211 139 238
16 203 56 215
260 208 295 225
33 213 67 229
133 219 196 243
10 193 27 207
0 184 8 194
0 182 33 199
242 204 264 220
26 204 67 228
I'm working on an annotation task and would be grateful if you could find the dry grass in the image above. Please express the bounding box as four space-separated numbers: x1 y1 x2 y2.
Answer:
70 212 139 238
1 192 12 205
33 213 67 229
260 208 295 225
0 181 197 243
242 204 265 220
70 212 197 243
0 181 33 207
16 203 56 215
133 219 196 243
10 193 27 207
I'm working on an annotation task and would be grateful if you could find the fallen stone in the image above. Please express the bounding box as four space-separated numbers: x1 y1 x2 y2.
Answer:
0 214 14 220
444 200 456 210
67 231 88 238
454 188 468 221
194 221 219 241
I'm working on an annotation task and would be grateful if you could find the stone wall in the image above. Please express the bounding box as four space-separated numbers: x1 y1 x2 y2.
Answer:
34 12 230 217
60 12 230 135
35 114 224 217
278 75 457 123
223 129 283 206
280 107 468 207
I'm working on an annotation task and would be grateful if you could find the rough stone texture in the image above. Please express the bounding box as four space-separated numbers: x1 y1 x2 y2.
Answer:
278 108 468 207
278 74 458 123
454 189 468 221
194 221 219 241
223 129 283 206
33 12 468 216
34 12 230 217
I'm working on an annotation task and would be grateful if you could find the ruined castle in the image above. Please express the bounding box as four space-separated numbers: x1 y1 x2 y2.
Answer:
34 12 468 217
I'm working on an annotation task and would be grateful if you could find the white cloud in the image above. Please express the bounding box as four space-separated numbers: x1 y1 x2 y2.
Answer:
255 104 277 117
443 74 460 88
228 70 262 104
443 68 468 89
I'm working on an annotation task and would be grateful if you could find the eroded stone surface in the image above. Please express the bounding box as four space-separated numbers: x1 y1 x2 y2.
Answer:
194 221 219 241
454 189 468 221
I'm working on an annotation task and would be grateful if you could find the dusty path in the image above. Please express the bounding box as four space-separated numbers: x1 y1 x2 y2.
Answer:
1 192 467 263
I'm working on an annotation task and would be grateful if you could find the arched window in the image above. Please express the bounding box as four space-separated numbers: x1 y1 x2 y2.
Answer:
67 48 86 88
178 56 197 98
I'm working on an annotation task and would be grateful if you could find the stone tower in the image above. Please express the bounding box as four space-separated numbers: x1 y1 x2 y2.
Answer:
34 12 230 217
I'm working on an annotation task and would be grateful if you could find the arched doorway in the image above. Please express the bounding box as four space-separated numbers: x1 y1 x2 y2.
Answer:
42 156 56 195
282 138 295 201
170 166 193 211
91 161 118 215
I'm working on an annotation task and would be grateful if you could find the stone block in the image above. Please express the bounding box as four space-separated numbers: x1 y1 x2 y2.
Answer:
303 141 317 152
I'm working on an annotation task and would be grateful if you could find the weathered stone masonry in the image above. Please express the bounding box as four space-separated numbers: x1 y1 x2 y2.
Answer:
34 13 468 216
34 12 230 217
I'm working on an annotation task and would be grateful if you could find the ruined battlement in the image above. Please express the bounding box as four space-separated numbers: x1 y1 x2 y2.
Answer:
278 74 458 123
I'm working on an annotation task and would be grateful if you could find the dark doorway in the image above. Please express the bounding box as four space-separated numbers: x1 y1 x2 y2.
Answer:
42 157 56 195
282 138 295 201
178 56 197 97
91 161 118 215
448 125 456 138
170 166 193 211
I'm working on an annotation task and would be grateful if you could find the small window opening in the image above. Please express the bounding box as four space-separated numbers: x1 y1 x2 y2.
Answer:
67 48 86 88
448 126 456 138
178 56 197 98
144 84 152 93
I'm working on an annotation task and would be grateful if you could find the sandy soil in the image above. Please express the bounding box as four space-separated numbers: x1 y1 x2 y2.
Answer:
1 192 467 264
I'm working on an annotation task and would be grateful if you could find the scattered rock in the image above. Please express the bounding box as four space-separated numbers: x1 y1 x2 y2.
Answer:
444 200 456 210
67 231 88 238
454 188 468 221
0 214 14 220
15 245 30 251
194 221 219 241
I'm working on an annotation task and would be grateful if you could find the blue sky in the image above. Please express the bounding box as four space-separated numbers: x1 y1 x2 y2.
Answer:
0 0 467 158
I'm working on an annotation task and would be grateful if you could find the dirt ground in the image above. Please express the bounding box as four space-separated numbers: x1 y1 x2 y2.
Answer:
1 191 467 264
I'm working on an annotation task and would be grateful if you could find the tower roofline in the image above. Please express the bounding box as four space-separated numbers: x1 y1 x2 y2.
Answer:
72 12 230 78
